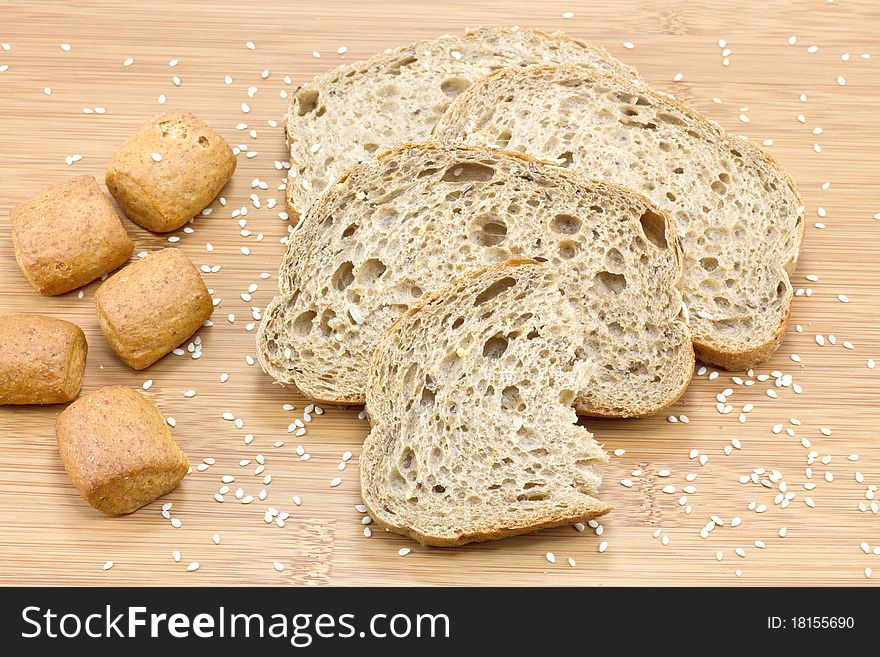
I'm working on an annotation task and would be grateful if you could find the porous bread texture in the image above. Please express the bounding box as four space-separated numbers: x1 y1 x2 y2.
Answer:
258 143 693 417
362 259 611 547
285 26 635 216
433 64 805 370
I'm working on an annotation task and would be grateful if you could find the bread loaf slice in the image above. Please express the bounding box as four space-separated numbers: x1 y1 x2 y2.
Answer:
362 259 611 547
285 27 635 217
434 65 805 370
258 143 693 416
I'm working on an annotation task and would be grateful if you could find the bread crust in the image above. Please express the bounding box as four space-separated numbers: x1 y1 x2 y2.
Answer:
434 64 805 371
56 386 189 515
95 248 213 369
11 175 133 296
0 315 87 405
106 110 235 233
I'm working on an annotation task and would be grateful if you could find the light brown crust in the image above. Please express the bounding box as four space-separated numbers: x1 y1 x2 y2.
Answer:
95 248 213 370
56 386 189 515
10 175 133 296
694 294 792 370
362 493 611 548
434 64 805 370
363 258 612 547
0 315 87 405
106 110 235 233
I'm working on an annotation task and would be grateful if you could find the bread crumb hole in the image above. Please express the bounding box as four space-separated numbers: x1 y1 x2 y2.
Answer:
474 277 516 306
482 334 509 359
441 162 495 183
440 77 470 98
331 261 355 291
358 258 386 283
292 310 317 336
296 89 320 116
470 216 507 246
595 271 627 294
550 213 582 235
639 209 668 249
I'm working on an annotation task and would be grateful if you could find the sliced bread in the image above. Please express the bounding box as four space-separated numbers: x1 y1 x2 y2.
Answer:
362 258 611 547
433 64 805 370
285 27 635 216
257 143 693 416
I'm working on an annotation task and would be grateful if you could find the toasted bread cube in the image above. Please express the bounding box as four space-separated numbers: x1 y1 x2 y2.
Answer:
11 176 133 295
105 110 236 232
56 386 189 515
95 248 213 369
0 315 88 404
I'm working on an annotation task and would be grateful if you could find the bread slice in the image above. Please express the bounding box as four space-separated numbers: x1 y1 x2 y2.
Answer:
258 142 693 416
285 27 635 217
434 64 805 370
362 258 612 547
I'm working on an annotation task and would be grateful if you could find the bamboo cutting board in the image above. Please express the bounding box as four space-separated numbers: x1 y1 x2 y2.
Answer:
1 0 878 586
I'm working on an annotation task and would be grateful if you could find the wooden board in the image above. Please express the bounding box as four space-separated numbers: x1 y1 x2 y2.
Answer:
1 0 878 586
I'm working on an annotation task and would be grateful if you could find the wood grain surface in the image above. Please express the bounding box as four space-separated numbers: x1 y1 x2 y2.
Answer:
1 0 878 586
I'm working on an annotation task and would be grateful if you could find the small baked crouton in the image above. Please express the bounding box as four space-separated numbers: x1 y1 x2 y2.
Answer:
0 314 88 405
106 110 236 232
11 175 132 295
95 248 213 369
56 385 189 515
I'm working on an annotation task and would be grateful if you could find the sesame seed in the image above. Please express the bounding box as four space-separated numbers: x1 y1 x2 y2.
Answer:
273 561 284 572
186 561 200 572
330 477 342 488
150 152 162 162
102 561 114 571
399 548 411 557
245 41 255 49
598 541 608 553
673 72 683 82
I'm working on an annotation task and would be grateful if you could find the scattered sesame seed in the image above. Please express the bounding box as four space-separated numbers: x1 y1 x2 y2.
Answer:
102 561 114 571
186 561 200 572
598 541 608 553
399 548 411 557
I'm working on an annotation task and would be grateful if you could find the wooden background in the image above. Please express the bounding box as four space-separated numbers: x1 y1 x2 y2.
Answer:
1 0 878 586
